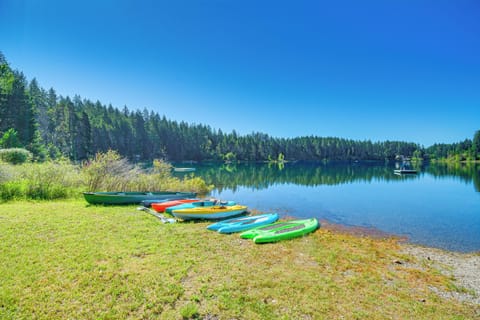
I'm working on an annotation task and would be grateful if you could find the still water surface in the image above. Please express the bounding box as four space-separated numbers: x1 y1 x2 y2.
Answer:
175 162 480 252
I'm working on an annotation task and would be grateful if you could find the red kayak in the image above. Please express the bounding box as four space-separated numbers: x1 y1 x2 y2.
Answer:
151 199 199 213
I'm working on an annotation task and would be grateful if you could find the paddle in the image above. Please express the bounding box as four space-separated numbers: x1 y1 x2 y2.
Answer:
136 206 176 224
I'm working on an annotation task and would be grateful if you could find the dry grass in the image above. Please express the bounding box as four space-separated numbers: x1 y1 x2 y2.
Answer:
0 200 478 319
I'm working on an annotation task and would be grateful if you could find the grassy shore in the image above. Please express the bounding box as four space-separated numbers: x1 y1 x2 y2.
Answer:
0 200 478 319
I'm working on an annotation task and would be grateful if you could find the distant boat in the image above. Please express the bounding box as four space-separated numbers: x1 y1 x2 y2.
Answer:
83 191 197 205
394 169 417 174
173 167 196 172
394 157 417 175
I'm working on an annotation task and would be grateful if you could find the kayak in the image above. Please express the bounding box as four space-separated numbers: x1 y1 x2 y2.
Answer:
165 199 236 214
151 199 199 212
171 205 248 220
240 218 319 243
83 191 197 205
207 213 279 234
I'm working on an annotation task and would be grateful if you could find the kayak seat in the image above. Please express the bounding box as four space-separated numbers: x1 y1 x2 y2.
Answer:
274 224 305 234
258 222 292 231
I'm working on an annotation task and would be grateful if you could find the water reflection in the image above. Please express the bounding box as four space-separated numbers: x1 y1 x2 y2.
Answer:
426 162 480 192
175 161 480 252
180 161 479 193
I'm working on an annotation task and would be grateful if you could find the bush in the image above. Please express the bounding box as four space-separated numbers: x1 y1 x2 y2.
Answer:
0 181 24 201
0 161 15 183
0 150 213 201
82 150 140 191
0 160 84 201
82 151 213 194
20 161 84 199
0 162 21 202
0 148 32 164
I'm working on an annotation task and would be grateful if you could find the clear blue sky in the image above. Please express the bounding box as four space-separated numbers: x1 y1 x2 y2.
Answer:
1 0 479 146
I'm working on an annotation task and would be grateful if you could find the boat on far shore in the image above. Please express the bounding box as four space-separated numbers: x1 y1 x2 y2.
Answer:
394 169 417 174
173 167 196 172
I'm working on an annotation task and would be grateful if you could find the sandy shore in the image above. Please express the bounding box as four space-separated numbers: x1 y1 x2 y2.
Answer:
402 244 480 305
321 220 480 305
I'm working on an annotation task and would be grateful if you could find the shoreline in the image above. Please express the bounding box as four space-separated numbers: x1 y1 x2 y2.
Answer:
320 219 480 305
401 244 480 305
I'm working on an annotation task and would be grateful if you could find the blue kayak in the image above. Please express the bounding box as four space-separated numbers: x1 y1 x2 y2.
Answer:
207 213 279 234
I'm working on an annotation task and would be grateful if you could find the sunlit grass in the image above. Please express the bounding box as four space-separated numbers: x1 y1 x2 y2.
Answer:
0 200 477 319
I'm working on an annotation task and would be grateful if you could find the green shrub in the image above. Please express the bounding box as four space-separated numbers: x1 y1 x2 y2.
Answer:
0 160 84 201
82 151 213 194
180 303 199 319
0 128 22 148
0 148 32 164
0 180 25 201
20 161 84 199
0 161 15 183
0 150 213 201
0 162 21 202
82 150 140 191
181 176 214 194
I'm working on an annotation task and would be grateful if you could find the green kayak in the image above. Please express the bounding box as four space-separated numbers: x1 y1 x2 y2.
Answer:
240 218 319 243
83 191 197 205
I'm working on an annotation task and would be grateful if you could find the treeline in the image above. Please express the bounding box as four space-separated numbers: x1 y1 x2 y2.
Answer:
425 134 480 162
0 52 478 162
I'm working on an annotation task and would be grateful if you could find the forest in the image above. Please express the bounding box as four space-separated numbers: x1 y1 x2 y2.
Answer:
1 52 479 163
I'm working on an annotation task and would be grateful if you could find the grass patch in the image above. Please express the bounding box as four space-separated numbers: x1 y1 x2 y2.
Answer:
0 200 478 319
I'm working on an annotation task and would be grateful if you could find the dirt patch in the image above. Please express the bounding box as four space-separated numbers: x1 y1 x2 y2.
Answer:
401 244 480 305
319 220 479 305
319 220 407 241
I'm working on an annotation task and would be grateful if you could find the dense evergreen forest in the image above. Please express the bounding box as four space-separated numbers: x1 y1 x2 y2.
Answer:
1 52 478 163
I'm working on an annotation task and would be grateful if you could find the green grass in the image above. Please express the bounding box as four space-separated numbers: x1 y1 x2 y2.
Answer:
0 200 478 319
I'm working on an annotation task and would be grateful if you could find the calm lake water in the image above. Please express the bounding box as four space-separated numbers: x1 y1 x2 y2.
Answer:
174 161 480 253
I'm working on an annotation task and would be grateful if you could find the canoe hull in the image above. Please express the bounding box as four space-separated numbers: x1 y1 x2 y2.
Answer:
151 199 199 213
207 213 279 233
240 218 319 243
83 191 197 205
171 205 248 220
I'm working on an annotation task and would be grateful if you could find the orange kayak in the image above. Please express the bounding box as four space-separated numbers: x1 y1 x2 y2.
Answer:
151 199 199 213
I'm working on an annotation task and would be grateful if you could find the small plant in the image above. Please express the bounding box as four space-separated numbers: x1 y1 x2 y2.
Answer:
0 128 22 148
0 180 24 201
0 148 32 164
180 303 199 319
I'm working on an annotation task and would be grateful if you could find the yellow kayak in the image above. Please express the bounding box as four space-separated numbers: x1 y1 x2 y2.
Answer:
171 205 248 220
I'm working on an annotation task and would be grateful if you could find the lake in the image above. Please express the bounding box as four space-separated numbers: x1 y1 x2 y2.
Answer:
174 161 480 253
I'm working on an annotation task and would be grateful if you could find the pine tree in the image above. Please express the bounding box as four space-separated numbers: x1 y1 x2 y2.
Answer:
472 130 480 159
